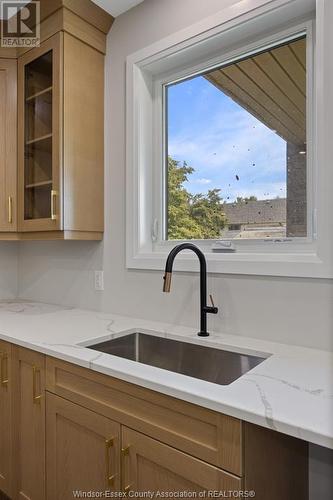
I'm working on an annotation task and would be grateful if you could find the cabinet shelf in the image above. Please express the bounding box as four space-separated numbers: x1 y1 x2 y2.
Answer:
26 133 52 146
26 86 53 102
25 180 52 189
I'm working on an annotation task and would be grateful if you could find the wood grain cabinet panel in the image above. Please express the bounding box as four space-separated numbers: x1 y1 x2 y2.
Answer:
11 347 46 500
45 356 243 475
121 427 242 495
0 60 17 232
16 30 104 239
244 422 309 500
0 345 309 500
0 0 111 240
0 341 12 497
46 393 121 499
18 33 63 233
63 32 104 233
45 356 308 500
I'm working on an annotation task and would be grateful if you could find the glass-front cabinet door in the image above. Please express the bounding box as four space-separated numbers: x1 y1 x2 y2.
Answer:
0 59 17 233
18 33 62 232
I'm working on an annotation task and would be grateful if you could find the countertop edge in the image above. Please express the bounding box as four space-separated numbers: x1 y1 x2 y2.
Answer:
1 328 332 450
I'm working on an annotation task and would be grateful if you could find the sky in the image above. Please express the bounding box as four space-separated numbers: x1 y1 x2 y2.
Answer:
167 75 287 202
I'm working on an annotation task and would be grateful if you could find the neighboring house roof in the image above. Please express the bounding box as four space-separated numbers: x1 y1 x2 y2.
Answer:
223 198 286 225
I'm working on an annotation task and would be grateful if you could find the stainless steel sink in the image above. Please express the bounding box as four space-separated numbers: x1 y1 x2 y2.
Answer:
88 332 267 385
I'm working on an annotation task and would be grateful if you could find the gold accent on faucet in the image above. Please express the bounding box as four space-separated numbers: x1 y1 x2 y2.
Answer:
163 272 172 293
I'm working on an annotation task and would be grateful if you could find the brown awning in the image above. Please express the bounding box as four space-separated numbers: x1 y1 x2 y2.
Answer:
205 38 306 146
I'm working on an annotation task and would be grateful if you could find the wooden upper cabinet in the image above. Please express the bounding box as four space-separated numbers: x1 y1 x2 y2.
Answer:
0 59 17 233
17 31 104 239
0 0 111 240
0 341 12 497
62 32 104 235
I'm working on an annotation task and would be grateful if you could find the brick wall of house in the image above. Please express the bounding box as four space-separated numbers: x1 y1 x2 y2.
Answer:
286 142 307 237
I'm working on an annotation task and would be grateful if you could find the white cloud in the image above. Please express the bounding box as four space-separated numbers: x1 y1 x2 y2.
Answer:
193 178 212 185
168 94 287 200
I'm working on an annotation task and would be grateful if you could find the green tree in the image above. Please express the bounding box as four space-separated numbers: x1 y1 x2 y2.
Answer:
167 156 226 239
190 189 226 239
236 195 258 203
167 157 203 239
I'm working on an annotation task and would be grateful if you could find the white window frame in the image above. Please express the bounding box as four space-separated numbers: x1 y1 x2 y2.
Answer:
154 26 312 249
126 0 333 278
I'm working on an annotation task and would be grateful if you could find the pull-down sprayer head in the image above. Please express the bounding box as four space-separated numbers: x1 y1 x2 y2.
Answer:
163 272 172 292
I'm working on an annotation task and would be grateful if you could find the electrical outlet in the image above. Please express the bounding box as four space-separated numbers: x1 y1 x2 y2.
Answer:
94 270 104 291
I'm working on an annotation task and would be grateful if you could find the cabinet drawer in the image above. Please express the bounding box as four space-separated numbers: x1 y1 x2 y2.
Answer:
122 426 242 494
46 356 242 475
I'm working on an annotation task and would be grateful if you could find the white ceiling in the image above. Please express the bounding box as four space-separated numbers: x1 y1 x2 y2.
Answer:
0 1 144 19
92 0 145 17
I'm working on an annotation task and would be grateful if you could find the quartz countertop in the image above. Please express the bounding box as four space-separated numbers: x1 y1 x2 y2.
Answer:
0 300 332 449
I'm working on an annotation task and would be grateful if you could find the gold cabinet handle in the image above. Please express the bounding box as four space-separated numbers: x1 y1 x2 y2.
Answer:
0 352 9 388
105 438 117 487
32 365 42 404
121 446 131 493
51 190 58 220
121 446 130 456
8 196 13 224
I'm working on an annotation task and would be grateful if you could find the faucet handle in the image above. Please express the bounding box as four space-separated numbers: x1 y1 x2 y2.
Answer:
209 294 215 308
205 294 218 315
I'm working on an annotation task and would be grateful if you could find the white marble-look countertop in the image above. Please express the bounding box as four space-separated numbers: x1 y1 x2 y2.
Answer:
0 300 332 449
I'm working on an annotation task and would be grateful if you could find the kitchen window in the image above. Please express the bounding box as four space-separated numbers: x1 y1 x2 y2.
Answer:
126 0 333 278
165 36 307 242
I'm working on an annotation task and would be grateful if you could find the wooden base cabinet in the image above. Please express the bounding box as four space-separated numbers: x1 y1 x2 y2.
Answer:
0 347 309 500
0 341 12 497
45 357 309 500
45 393 241 499
46 393 121 499
121 427 241 495
11 347 45 500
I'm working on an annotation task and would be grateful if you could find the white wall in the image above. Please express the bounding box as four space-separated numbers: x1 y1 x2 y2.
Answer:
10 1 333 496
17 0 333 352
0 244 18 299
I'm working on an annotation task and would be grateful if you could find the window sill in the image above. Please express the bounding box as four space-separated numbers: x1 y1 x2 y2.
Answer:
126 249 330 278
